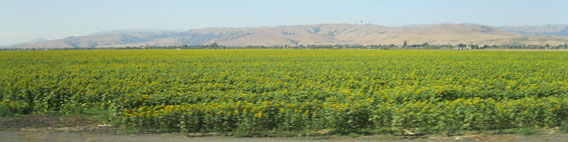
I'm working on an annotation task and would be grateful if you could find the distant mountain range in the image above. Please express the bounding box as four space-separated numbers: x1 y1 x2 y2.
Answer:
25 38 49 43
4 24 568 49
498 24 568 36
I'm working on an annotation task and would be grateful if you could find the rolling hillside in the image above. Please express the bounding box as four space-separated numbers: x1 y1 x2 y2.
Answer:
5 24 568 49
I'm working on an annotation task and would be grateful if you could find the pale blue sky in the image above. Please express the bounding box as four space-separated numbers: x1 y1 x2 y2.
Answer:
1 0 567 45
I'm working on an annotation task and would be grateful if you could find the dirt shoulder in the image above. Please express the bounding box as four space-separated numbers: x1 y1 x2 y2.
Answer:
2 131 567 142
1 114 567 142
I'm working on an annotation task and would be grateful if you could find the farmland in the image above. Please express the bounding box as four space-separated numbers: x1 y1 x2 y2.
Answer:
1 49 567 135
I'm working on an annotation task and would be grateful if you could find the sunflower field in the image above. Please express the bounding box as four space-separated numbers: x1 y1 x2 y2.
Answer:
1 49 567 134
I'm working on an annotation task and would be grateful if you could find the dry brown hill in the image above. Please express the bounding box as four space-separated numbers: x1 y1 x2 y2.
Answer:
6 23 568 49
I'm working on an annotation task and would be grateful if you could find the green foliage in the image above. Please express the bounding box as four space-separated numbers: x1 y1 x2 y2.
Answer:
560 119 568 133
516 127 538 135
0 100 31 117
0 49 568 135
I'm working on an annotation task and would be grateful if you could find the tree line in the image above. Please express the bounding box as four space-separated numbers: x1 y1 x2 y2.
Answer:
2 42 568 50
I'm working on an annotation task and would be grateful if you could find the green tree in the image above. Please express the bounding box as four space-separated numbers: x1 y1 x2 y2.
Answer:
457 43 466 49
545 44 550 49
212 42 219 48
468 44 479 49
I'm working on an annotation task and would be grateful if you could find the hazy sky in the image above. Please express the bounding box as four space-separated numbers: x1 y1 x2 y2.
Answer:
1 0 567 45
